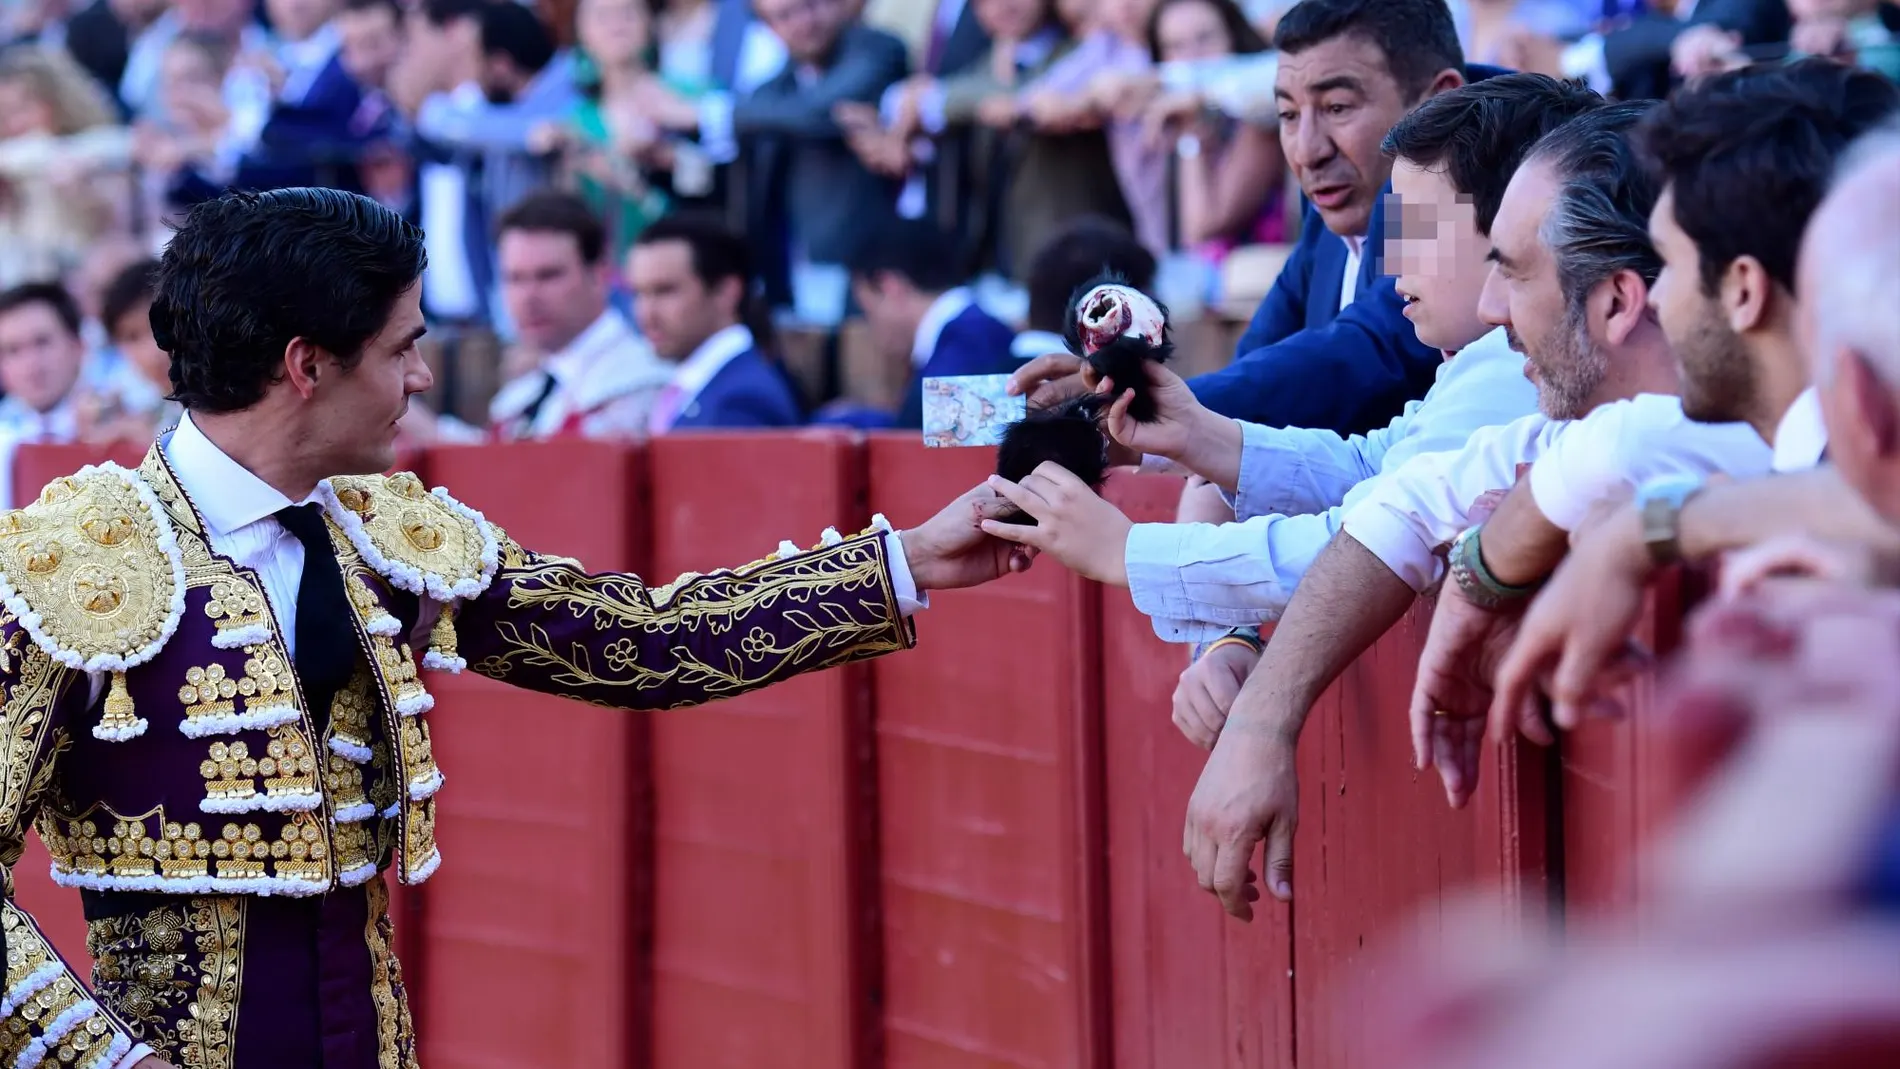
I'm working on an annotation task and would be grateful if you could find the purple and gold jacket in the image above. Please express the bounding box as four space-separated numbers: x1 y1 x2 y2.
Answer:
0 443 911 1069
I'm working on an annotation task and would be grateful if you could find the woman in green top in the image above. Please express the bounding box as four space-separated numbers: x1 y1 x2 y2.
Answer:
549 0 715 262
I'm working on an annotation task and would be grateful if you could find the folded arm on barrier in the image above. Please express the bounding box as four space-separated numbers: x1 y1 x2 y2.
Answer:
452 522 915 711
0 618 143 1067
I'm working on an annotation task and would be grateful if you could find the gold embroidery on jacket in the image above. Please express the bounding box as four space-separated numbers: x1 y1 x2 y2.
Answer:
363 875 418 1068
202 576 267 640
472 534 906 708
201 741 258 809
93 896 247 1069
0 639 67 870
329 668 377 755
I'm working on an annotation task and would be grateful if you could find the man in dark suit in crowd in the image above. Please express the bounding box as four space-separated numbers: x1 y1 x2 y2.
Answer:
637 0 910 319
628 214 807 432
1179 0 1486 436
845 216 1018 428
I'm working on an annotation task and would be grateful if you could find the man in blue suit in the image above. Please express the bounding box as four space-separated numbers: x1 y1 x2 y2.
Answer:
629 214 806 432
1187 0 1491 436
844 218 1018 429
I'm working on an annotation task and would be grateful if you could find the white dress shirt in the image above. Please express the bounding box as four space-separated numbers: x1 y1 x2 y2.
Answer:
488 309 672 440
1771 386 1829 473
1123 327 1538 642
1338 234 1363 313
1345 393 1773 595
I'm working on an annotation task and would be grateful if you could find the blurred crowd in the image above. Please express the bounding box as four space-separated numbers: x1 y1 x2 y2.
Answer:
0 0 1890 482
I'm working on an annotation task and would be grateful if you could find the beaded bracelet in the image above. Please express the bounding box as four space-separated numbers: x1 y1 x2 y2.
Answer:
1448 525 1541 610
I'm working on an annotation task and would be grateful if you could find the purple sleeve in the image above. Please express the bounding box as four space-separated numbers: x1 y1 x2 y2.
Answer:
456 529 915 710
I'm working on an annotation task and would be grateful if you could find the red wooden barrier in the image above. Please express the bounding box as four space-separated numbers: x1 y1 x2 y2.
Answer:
864 435 1111 1069
642 430 877 1069
1098 473 1293 1069
421 441 651 1069
1292 602 1551 1066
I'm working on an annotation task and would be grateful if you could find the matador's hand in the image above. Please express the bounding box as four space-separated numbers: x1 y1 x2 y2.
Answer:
898 482 1034 592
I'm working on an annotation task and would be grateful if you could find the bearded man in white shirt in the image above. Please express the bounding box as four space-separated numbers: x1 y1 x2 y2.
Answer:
0 187 1020 1069
1161 100 1773 919
1478 96 1900 766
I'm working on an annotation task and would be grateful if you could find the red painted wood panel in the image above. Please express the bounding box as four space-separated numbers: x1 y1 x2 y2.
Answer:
865 435 1109 1069
643 429 877 1069
420 441 650 1069
1098 473 1294 1069
1290 603 1551 1068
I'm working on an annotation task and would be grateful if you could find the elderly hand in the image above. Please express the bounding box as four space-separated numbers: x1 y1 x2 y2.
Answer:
1007 352 1092 408
978 464 1135 585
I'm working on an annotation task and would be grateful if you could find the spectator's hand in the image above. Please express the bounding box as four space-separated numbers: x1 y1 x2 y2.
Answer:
1024 91 1095 132
1491 505 1655 737
131 125 187 174
1139 90 1206 151
1172 639 1260 748
890 76 935 138
1409 590 1552 809
1494 27 1568 77
1183 710 1296 916
833 100 881 134
1092 70 1162 118
1006 352 1092 407
526 120 569 155
979 464 1136 585
897 482 1037 591
172 83 231 138
1791 14 1850 56
630 76 699 131
1670 23 1745 78
976 94 1020 129
238 48 287 94
1099 364 1231 476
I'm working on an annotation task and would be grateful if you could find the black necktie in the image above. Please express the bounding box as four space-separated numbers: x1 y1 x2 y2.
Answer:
274 503 359 725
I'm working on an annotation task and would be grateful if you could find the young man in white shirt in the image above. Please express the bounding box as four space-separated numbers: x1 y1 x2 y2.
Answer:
1167 100 1773 919
485 191 672 441
1479 98 1900 763
978 74 1596 736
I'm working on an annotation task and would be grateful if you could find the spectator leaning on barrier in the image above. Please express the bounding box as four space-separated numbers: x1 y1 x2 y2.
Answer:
630 212 806 432
486 189 673 442
1171 102 1777 918
980 72 1578 733
1488 112 1900 753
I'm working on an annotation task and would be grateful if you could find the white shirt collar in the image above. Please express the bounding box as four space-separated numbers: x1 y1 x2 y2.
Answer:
0 393 80 442
163 412 306 537
545 309 670 406
913 286 975 368
1770 386 1829 473
672 323 756 405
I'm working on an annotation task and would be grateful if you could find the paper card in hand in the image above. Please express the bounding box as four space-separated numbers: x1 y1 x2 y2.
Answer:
922 374 1027 447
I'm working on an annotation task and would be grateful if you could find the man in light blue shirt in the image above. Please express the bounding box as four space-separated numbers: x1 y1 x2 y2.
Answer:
980 75 1599 649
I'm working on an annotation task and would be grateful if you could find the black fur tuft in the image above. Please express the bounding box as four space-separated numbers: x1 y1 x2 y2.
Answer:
994 395 1111 525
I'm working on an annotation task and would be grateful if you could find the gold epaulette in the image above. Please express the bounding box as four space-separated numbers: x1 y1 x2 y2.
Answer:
0 464 186 740
320 472 499 603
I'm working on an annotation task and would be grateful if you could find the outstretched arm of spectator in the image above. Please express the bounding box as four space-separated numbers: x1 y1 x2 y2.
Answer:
1180 531 1418 917
415 85 574 154
731 32 910 140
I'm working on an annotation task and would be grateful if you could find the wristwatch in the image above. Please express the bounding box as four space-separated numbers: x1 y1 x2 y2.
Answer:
1635 473 1707 565
1448 524 1540 610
